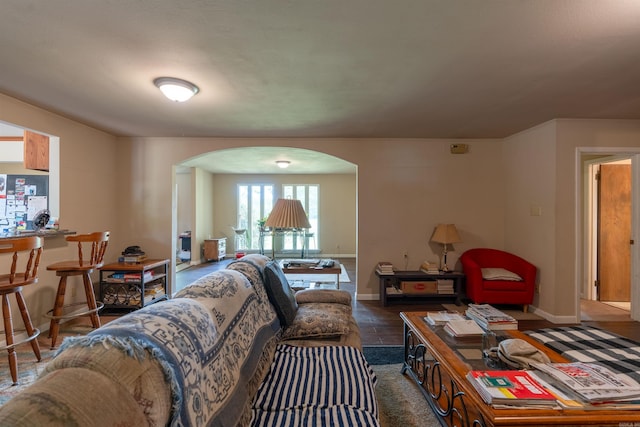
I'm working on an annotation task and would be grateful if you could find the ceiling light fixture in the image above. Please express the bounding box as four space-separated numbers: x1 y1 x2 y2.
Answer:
275 160 291 169
153 77 200 102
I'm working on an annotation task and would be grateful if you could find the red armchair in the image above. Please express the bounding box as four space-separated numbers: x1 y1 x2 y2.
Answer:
459 248 537 312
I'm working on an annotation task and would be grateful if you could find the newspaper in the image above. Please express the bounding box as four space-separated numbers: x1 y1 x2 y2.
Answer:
532 362 640 402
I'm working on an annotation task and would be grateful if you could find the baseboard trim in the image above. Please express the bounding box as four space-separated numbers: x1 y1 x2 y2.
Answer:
531 306 577 324
356 293 379 301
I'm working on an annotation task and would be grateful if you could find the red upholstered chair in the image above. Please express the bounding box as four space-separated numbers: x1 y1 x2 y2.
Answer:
459 248 537 312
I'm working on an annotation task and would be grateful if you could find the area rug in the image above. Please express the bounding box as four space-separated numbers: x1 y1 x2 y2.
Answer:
373 363 440 427
285 263 350 283
442 303 542 320
362 345 404 365
0 324 95 405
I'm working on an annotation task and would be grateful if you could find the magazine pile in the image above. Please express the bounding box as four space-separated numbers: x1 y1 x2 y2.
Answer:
424 311 466 326
465 304 518 331
466 370 558 407
532 362 640 404
468 361 640 409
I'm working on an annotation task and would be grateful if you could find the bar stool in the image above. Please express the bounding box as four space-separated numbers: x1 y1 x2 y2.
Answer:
46 231 109 349
0 236 43 385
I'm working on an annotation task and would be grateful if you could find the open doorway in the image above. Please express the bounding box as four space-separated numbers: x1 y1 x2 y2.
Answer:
169 147 357 295
583 154 635 318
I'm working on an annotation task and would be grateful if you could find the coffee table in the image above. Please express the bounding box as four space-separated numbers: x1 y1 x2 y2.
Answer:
400 311 640 426
280 259 342 289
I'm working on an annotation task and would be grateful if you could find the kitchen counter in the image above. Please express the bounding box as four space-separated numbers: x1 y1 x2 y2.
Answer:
0 229 75 240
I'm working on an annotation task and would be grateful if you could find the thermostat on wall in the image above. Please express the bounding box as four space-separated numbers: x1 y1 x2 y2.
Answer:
450 144 469 154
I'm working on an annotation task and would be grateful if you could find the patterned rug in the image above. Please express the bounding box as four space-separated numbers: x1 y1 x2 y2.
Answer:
0 324 95 405
373 363 440 427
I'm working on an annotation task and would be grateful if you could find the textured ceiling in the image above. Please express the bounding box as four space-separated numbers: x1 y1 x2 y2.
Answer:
2 1 640 141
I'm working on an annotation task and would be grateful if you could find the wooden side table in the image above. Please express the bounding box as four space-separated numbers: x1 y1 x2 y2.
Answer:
99 259 169 311
204 238 226 261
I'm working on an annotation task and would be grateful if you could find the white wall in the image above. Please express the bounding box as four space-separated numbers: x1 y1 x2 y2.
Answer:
176 170 192 236
505 119 640 321
503 121 558 315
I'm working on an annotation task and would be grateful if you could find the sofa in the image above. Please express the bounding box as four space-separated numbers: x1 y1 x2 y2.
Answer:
0 254 379 426
459 248 537 312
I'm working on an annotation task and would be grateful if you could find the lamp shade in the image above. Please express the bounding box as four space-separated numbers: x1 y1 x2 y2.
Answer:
431 224 462 244
264 199 311 229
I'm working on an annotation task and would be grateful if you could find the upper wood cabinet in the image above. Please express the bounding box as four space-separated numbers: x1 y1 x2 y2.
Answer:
23 130 49 171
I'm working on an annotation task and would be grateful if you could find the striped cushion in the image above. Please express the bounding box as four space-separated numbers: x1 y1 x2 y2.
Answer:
251 344 380 426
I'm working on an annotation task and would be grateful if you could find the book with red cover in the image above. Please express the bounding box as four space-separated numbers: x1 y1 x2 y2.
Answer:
467 370 558 406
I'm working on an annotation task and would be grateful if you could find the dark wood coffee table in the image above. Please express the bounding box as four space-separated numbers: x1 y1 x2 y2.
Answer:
400 311 640 426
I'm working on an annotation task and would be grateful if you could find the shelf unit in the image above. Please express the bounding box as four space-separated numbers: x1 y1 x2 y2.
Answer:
376 270 465 307
99 259 169 311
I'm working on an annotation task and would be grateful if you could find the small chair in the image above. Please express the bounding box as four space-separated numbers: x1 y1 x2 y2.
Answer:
459 248 537 312
0 236 43 385
46 231 109 349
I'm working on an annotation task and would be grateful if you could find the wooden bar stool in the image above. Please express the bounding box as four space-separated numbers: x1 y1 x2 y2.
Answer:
0 236 43 385
46 231 109 349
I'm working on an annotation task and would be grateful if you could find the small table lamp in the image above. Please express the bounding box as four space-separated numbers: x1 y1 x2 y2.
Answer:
431 224 462 272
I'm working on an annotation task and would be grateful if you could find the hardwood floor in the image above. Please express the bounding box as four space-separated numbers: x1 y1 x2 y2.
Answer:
175 256 640 344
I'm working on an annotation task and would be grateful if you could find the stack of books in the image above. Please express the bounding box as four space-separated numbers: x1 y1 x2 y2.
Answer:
444 319 484 337
376 262 394 275
121 254 147 263
437 279 455 294
420 261 439 274
385 286 402 295
465 303 518 330
105 272 141 283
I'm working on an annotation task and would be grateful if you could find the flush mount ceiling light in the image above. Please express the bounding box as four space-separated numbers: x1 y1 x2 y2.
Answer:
153 77 199 102
275 160 291 169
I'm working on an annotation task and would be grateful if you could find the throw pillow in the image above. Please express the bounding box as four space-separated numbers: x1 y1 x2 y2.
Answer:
281 303 351 340
263 261 298 326
481 267 523 281
295 289 352 306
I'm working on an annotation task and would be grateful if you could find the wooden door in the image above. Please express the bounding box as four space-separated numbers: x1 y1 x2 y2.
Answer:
597 164 631 301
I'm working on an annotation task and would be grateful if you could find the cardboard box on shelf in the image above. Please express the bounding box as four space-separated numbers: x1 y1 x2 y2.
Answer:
401 281 437 294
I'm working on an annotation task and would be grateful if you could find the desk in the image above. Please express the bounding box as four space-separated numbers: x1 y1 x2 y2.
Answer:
280 259 342 289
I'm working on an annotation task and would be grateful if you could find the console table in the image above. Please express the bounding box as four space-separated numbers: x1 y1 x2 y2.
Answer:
376 270 464 306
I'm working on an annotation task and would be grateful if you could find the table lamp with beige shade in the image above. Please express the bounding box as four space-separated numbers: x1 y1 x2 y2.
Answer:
430 224 462 272
264 198 311 259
